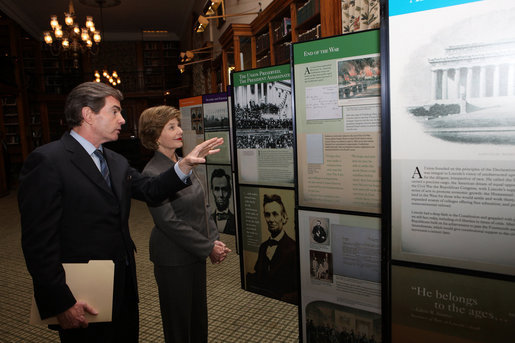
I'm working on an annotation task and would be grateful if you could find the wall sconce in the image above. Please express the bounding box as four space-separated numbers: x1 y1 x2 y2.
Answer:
194 0 262 32
178 57 214 73
206 0 223 15
179 45 213 63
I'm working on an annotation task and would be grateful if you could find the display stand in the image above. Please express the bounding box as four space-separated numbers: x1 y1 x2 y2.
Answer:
203 92 238 237
292 29 383 342
179 94 237 237
231 65 299 305
383 0 515 341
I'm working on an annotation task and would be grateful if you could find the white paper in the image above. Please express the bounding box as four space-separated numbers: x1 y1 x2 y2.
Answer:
305 85 342 120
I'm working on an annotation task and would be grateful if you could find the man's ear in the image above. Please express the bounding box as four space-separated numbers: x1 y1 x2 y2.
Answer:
81 106 93 125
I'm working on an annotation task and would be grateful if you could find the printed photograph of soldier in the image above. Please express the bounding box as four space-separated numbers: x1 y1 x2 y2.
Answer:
310 217 330 245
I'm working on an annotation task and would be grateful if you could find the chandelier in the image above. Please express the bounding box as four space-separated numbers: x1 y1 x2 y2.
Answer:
94 69 121 86
43 0 101 68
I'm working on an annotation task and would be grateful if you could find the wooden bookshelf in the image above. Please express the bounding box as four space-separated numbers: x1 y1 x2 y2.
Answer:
142 41 180 90
218 0 342 91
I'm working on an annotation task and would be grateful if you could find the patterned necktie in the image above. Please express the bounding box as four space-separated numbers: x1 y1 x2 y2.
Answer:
94 149 111 188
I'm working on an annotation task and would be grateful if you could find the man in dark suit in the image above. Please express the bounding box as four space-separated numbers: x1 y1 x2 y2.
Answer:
312 220 327 243
210 168 236 235
18 82 222 343
246 194 298 304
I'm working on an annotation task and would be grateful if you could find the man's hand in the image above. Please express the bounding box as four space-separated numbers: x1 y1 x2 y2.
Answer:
209 240 232 264
56 301 98 329
178 137 224 175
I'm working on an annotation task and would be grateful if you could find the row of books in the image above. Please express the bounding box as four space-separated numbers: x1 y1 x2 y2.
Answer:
272 18 291 42
256 53 270 68
298 24 321 42
257 17 291 53
297 0 320 26
5 134 20 145
1 96 16 106
275 42 291 63
256 32 270 52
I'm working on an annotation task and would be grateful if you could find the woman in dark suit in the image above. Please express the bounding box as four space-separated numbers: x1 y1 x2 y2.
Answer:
138 106 231 343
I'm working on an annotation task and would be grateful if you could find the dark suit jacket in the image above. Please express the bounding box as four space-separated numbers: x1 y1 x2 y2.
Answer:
18 132 188 320
142 151 218 342
142 151 219 266
211 210 236 235
247 232 298 304
312 224 327 243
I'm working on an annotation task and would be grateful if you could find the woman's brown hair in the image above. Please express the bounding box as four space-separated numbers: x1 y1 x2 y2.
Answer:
138 105 181 151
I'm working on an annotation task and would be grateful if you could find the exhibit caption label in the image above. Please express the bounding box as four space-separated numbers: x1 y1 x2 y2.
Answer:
233 65 290 87
293 30 379 64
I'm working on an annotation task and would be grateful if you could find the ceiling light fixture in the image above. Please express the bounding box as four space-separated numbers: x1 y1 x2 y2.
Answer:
79 0 122 86
94 69 121 86
43 0 101 68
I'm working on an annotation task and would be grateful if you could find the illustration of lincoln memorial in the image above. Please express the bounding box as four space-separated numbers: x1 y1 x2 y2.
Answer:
428 40 515 112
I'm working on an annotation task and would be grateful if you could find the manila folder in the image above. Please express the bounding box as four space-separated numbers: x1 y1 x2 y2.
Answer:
30 260 114 325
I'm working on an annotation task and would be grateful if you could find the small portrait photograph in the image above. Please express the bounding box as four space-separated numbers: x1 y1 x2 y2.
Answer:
207 165 236 235
190 106 204 134
310 217 330 245
309 250 333 283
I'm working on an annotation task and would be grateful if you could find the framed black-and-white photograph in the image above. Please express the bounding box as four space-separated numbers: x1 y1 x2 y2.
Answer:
232 65 294 187
203 92 230 132
238 185 297 304
233 79 293 149
309 217 330 246
207 164 236 235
